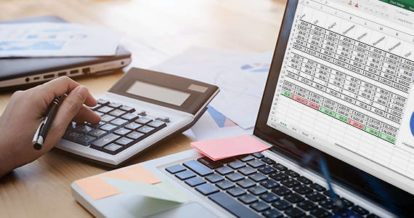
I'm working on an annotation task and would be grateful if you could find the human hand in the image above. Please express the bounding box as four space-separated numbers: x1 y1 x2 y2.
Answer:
0 77 101 177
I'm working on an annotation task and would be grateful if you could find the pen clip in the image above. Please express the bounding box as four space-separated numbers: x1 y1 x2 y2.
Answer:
32 119 46 145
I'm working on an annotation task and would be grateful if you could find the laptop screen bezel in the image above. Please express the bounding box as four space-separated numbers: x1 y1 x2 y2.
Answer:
253 0 413 215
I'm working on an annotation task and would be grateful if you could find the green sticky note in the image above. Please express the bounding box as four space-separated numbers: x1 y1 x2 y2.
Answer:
104 177 189 203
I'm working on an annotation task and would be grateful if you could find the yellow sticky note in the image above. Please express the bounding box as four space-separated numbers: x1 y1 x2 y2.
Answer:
74 175 121 200
104 164 161 184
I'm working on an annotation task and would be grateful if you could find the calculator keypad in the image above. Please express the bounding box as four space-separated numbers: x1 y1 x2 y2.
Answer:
63 99 167 155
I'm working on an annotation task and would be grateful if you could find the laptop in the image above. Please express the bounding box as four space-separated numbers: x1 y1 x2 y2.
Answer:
72 0 414 217
0 16 131 90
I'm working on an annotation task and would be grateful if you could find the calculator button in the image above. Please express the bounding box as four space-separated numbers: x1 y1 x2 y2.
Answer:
124 122 141 130
98 106 113 113
100 123 117 132
136 116 152 124
109 109 125 117
121 113 139 121
126 131 145 140
74 125 93 134
63 131 83 141
101 114 115 122
90 104 101 111
137 125 155 134
108 102 122 108
110 118 128 126
91 133 120 148
138 111 147 116
147 120 166 128
156 117 170 123
114 128 132 136
120 105 135 112
97 99 109 105
77 135 96 146
103 143 123 154
116 137 133 146
95 111 104 117
88 129 107 137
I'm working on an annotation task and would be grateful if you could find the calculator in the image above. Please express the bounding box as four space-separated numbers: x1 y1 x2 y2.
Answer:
57 68 219 166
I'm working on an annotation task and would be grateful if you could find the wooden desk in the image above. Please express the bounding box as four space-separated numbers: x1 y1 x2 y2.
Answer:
0 0 286 217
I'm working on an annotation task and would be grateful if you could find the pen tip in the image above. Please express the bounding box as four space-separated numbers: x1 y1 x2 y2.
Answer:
33 143 42 150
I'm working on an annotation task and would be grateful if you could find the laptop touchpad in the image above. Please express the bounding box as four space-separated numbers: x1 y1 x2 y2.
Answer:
150 202 218 218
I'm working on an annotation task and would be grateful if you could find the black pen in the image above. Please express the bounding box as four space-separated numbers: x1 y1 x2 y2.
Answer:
32 96 65 150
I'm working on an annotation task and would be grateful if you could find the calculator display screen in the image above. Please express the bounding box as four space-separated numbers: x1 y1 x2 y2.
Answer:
126 81 190 106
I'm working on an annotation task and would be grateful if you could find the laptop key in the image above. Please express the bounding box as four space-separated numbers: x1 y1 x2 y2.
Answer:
306 192 326 202
261 157 275 164
263 209 283 218
228 160 246 169
249 172 267 182
351 205 369 215
298 200 317 211
270 171 288 181
166 165 186 174
175 170 196 180
247 159 265 168
297 176 312 185
239 194 258 204
205 174 224 183
185 177 205 187
237 178 256 188
311 183 326 192
259 192 280 203
240 155 255 162
239 166 256 175
208 192 261 218
285 193 304 203
248 186 267 195
195 183 219 195
293 185 313 194
340 198 354 208
319 199 335 210
286 170 299 178
228 187 246 197
272 199 292 210
281 178 300 188
252 152 264 158
216 180 235 190
258 166 276 174
216 166 233 175
183 160 213 176
250 201 270 212
225 172 244 182
285 207 305 218
197 157 223 169
260 179 279 189
272 186 291 196
311 208 332 218
273 163 287 171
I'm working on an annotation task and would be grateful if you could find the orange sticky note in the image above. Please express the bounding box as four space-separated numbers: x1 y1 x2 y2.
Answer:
74 175 121 200
191 135 270 161
104 164 161 184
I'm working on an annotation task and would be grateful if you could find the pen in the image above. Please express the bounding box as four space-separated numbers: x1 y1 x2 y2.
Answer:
32 96 65 150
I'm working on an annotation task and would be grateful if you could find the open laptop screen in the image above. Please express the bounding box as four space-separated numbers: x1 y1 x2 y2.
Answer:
255 0 414 213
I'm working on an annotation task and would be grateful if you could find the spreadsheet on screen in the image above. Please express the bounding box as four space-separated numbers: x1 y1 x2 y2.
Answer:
267 0 414 194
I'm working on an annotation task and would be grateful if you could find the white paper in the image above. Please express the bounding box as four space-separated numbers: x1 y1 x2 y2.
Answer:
0 22 121 57
151 47 273 129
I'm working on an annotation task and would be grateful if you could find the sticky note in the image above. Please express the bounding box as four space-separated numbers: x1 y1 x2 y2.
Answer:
104 164 161 184
74 175 121 200
105 178 189 203
191 134 270 161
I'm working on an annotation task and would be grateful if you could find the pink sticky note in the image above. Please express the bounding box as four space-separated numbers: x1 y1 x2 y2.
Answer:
74 175 121 200
191 135 270 161
104 164 161 184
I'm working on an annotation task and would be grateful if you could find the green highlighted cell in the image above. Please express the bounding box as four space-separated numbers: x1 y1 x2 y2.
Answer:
319 106 336 117
281 90 292 98
335 114 348 123
364 126 379 136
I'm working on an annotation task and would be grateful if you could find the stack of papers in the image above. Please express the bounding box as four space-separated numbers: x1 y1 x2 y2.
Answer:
0 22 121 57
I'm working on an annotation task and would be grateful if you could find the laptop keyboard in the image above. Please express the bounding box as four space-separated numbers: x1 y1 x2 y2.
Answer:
63 99 167 155
166 153 380 218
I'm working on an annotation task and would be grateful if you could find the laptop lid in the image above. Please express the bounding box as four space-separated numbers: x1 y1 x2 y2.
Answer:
0 16 131 89
254 0 414 216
